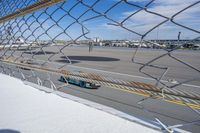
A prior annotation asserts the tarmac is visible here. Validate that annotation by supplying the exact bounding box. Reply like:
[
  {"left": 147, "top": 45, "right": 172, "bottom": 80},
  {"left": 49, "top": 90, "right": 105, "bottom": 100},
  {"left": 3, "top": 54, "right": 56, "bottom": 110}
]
[{"left": 1, "top": 46, "right": 200, "bottom": 132}]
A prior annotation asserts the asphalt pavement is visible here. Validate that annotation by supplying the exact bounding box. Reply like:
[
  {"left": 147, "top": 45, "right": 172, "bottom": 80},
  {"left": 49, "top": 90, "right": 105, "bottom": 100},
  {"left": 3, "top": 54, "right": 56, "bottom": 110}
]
[{"left": 1, "top": 46, "right": 200, "bottom": 132}]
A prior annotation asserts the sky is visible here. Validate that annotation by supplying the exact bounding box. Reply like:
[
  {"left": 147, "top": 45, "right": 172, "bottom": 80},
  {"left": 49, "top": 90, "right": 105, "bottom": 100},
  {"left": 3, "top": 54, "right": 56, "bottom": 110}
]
[
  {"left": 1, "top": 0, "right": 200, "bottom": 40},
  {"left": 84, "top": 0, "right": 200, "bottom": 40}
]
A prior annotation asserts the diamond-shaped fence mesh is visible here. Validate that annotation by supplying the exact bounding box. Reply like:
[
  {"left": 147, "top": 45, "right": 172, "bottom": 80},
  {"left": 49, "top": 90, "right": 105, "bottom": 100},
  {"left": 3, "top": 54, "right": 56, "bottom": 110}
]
[{"left": 0, "top": 0, "right": 200, "bottom": 132}]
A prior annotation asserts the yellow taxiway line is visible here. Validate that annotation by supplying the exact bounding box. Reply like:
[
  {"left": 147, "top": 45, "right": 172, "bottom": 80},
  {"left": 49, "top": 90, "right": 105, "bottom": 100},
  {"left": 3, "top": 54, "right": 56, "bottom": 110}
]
[{"left": 106, "top": 85, "right": 200, "bottom": 110}]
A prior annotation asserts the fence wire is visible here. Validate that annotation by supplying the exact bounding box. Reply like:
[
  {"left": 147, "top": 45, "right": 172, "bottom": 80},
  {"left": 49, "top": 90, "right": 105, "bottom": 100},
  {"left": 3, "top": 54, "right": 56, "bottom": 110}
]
[{"left": 0, "top": 0, "right": 200, "bottom": 132}]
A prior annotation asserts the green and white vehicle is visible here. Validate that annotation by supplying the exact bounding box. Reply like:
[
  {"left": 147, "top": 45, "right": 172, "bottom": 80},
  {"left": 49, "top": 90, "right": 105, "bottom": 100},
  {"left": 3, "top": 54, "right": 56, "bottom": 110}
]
[{"left": 59, "top": 76, "right": 101, "bottom": 89}]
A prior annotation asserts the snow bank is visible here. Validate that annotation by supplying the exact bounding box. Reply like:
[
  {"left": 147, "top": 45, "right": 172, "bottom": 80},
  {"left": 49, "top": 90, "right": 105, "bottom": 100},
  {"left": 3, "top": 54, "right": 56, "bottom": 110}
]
[{"left": 0, "top": 74, "right": 160, "bottom": 133}]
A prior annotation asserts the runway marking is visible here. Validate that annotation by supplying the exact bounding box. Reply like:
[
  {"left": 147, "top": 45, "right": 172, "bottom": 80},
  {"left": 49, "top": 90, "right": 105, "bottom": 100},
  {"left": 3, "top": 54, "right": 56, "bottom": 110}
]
[
  {"left": 106, "top": 85, "right": 151, "bottom": 97},
  {"left": 166, "top": 100, "right": 200, "bottom": 109},
  {"left": 106, "top": 85, "right": 200, "bottom": 110},
  {"left": 69, "top": 65, "right": 200, "bottom": 89},
  {"left": 2, "top": 59, "right": 199, "bottom": 109}
]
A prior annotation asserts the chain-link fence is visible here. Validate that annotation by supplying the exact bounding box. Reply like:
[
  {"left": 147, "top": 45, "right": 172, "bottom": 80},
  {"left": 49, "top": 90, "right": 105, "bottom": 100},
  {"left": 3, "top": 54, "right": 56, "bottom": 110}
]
[{"left": 0, "top": 0, "right": 200, "bottom": 132}]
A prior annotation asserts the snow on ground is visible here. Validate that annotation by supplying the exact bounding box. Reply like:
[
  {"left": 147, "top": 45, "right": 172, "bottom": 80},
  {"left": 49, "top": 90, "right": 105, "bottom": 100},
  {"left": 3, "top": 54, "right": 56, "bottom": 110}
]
[{"left": 0, "top": 74, "right": 160, "bottom": 133}]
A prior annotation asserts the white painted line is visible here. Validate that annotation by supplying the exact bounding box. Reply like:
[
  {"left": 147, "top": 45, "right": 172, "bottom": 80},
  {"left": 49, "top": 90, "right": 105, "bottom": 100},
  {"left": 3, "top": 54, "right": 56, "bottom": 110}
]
[
  {"left": 181, "top": 83, "right": 200, "bottom": 89},
  {"left": 10, "top": 57, "right": 199, "bottom": 89}
]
